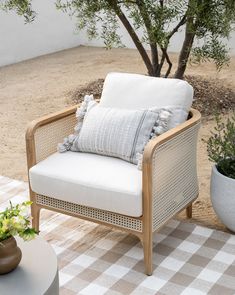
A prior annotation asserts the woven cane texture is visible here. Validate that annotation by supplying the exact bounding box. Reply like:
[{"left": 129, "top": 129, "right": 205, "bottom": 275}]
[
  {"left": 36, "top": 194, "right": 143, "bottom": 232},
  {"left": 152, "top": 123, "right": 200, "bottom": 232},
  {"left": 34, "top": 114, "right": 77, "bottom": 163}
]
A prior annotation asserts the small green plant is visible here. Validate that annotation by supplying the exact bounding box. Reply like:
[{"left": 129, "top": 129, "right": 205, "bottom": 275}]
[
  {"left": 0, "top": 201, "right": 37, "bottom": 242},
  {"left": 205, "top": 113, "right": 235, "bottom": 179}
]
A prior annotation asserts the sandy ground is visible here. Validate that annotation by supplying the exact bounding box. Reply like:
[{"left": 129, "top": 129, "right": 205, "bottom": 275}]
[{"left": 0, "top": 46, "right": 234, "bottom": 231}]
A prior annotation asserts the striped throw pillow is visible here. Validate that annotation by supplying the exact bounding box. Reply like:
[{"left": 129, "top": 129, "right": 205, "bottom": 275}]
[{"left": 58, "top": 95, "right": 172, "bottom": 169}]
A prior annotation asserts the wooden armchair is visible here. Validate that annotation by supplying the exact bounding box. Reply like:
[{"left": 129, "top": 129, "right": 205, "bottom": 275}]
[{"left": 26, "top": 73, "right": 201, "bottom": 275}]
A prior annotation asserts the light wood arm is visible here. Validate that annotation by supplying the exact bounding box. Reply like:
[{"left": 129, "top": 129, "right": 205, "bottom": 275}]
[{"left": 26, "top": 105, "right": 78, "bottom": 141}]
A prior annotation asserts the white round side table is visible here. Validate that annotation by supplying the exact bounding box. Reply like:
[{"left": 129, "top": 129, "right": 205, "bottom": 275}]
[{"left": 0, "top": 236, "right": 59, "bottom": 295}]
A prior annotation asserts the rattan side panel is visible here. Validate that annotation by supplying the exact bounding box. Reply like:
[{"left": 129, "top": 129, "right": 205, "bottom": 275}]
[
  {"left": 36, "top": 194, "right": 143, "bottom": 232},
  {"left": 34, "top": 114, "right": 77, "bottom": 163},
  {"left": 152, "top": 123, "right": 200, "bottom": 232}
]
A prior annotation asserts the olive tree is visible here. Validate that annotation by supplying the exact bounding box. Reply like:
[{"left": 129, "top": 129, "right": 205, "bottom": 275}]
[
  {"left": 0, "top": 0, "right": 35, "bottom": 22},
  {"left": 56, "top": 0, "right": 235, "bottom": 78}
]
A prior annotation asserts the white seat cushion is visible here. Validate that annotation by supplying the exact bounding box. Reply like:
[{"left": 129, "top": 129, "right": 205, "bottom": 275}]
[
  {"left": 29, "top": 152, "right": 142, "bottom": 217},
  {"left": 100, "top": 72, "right": 193, "bottom": 128}
]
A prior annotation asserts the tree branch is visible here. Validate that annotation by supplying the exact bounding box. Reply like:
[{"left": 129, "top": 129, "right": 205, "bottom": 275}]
[
  {"left": 158, "top": 47, "right": 172, "bottom": 77},
  {"left": 136, "top": 0, "right": 159, "bottom": 75},
  {"left": 162, "top": 48, "right": 172, "bottom": 77},
  {"left": 117, "top": 0, "right": 136, "bottom": 4},
  {"left": 157, "top": 52, "right": 166, "bottom": 76},
  {"left": 111, "top": 2, "right": 154, "bottom": 75},
  {"left": 168, "top": 14, "right": 187, "bottom": 40}
]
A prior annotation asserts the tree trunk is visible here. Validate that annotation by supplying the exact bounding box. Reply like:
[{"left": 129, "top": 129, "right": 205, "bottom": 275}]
[
  {"left": 174, "top": 33, "right": 194, "bottom": 79},
  {"left": 150, "top": 45, "right": 160, "bottom": 77},
  {"left": 174, "top": 18, "right": 195, "bottom": 79}
]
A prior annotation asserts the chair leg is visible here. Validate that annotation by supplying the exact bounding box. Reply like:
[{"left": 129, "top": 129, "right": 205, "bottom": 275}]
[
  {"left": 143, "top": 232, "right": 153, "bottom": 276},
  {"left": 31, "top": 204, "right": 41, "bottom": 232},
  {"left": 186, "top": 203, "right": 192, "bottom": 218}
]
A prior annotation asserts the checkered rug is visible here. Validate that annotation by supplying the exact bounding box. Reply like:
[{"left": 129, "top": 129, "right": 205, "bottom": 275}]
[{"left": 1, "top": 175, "right": 235, "bottom": 295}]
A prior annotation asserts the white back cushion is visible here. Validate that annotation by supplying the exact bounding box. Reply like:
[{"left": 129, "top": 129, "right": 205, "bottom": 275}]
[{"left": 100, "top": 72, "right": 194, "bottom": 128}]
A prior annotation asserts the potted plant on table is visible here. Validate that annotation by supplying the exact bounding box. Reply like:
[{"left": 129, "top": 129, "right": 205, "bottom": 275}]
[
  {"left": 205, "top": 113, "right": 235, "bottom": 232},
  {"left": 0, "top": 201, "right": 37, "bottom": 274}
]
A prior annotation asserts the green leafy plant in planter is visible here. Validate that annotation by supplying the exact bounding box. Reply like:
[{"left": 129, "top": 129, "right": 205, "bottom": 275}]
[
  {"left": 0, "top": 201, "right": 37, "bottom": 274},
  {"left": 204, "top": 113, "right": 235, "bottom": 232},
  {"left": 205, "top": 113, "right": 235, "bottom": 179}
]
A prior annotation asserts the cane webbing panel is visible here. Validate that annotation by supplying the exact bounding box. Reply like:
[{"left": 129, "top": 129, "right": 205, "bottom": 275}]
[
  {"left": 152, "top": 123, "right": 200, "bottom": 232},
  {"left": 35, "top": 114, "right": 77, "bottom": 163},
  {"left": 36, "top": 194, "right": 143, "bottom": 232}
]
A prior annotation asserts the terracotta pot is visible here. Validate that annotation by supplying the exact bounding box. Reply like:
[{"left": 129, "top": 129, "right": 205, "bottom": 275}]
[{"left": 0, "top": 236, "right": 22, "bottom": 275}]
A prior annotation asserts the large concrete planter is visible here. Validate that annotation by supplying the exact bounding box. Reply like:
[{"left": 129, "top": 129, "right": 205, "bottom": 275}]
[{"left": 210, "top": 165, "right": 235, "bottom": 232}]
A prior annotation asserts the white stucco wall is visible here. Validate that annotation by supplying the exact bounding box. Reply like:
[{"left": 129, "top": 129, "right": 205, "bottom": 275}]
[
  {"left": 80, "top": 23, "right": 235, "bottom": 55},
  {"left": 0, "top": 0, "right": 80, "bottom": 67},
  {"left": 0, "top": 1, "right": 234, "bottom": 67}
]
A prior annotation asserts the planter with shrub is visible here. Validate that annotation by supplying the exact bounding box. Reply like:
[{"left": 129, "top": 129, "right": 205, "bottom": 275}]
[{"left": 205, "top": 114, "right": 235, "bottom": 232}]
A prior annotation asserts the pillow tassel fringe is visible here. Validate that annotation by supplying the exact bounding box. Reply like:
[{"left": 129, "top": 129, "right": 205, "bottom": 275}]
[{"left": 57, "top": 94, "right": 94, "bottom": 153}]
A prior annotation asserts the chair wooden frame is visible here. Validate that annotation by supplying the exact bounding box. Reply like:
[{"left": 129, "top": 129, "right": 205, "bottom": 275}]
[{"left": 26, "top": 106, "right": 201, "bottom": 275}]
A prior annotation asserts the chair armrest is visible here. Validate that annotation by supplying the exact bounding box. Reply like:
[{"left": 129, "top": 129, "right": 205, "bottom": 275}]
[
  {"left": 142, "top": 108, "right": 201, "bottom": 231},
  {"left": 26, "top": 105, "right": 78, "bottom": 170}
]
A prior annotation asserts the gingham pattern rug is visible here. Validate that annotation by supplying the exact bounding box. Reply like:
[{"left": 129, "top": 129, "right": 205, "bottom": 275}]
[{"left": 1, "top": 175, "right": 235, "bottom": 295}]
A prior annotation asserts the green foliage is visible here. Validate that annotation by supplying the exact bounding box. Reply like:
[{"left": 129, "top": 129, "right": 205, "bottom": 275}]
[
  {"left": 205, "top": 113, "right": 235, "bottom": 179},
  {"left": 192, "top": 38, "right": 230, "bottom": 70},
  {"left": 56, "top": 0, "right": 235, "bottom": 78},
  {"left": 0, "top": 201, "right": 37, "bottom": 242},
  {"left": 0, "top": 0, "right": 35, "bottom": 23}
]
